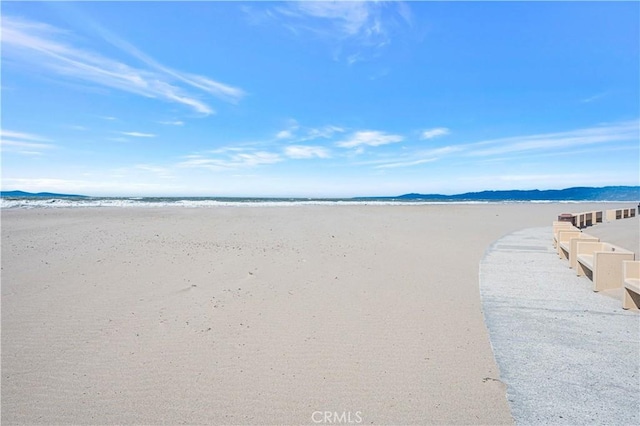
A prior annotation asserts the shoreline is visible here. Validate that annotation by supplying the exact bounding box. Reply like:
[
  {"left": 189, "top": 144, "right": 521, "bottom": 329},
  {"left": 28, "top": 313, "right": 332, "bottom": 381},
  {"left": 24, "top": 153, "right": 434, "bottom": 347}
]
[
  {"left": 2, "top": 203, "right": 637, "bottom": 424},
  {"left": 3, "top": 197, "right": 639, "bottom": 209}
]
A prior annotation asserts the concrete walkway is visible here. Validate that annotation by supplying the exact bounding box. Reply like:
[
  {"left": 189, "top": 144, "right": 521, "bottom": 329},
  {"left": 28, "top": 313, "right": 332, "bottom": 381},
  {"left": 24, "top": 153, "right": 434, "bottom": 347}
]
[{"left": 480, "top": 226, "right": 639, "bottom": 425}]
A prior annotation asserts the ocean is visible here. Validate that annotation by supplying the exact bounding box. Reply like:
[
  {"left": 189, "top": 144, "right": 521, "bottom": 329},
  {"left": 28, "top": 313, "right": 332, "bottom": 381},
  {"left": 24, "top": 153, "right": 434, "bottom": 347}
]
[{"left": 0, "top": 195, "right": 596, "bottom": 209}]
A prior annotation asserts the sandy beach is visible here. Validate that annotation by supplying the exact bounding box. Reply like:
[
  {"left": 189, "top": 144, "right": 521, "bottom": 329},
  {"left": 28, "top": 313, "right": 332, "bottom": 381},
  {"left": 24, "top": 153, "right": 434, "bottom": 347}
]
[{"left": 1, "top": 203, "right": 636, "bottom": 425}]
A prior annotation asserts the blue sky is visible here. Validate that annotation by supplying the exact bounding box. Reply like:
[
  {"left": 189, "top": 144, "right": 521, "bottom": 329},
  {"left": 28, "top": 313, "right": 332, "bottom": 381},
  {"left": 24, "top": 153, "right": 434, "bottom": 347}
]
[{"left": 1, "top": 1, "right": 639, "bottom": 197}]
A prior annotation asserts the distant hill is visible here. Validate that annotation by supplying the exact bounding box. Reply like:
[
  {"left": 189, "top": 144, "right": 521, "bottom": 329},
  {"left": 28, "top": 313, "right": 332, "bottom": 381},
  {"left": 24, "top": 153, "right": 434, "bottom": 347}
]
[
  {"left": 1, "top": 190, "right": 85, "bottom": 198},
  {"left": 3, "top": 186, "right": 639, "bottom": 201},
  {"left": 398, "top": 186, "right": 640, "bottom": 201},
  {"left": 359, "top": 186, "right": 640, "bottom": 201}
]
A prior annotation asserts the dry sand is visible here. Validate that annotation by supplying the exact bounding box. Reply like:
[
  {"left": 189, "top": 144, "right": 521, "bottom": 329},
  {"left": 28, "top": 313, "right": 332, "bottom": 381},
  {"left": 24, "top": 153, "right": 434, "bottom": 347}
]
[
  {"left": 1, "top": 203, "right": 635, "bottom": 425},
  {"left": 584, "top": 214, "right": 639, "bottom": 256}
]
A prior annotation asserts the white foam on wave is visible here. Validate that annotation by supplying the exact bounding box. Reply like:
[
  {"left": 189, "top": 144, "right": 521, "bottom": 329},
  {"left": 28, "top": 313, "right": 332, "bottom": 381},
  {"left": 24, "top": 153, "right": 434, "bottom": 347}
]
[
  {"left": 0, "top": 197, "right": 501, "bottom": 209},
  {"left": 8, "top": 197, "right": 624, "bottom": 209},
  {"left": 1, "top": 198, "right": 149, "bottom": 209}
]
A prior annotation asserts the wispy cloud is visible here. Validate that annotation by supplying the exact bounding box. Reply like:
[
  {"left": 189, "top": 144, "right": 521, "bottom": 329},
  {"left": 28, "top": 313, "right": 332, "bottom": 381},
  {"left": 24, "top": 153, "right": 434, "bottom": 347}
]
[
  {"left": 66, "top": 125, "right": 87, "bottom": 131},
  {"left": 276, "top": 129, "right": 295, "bottom": 139},
  {"left": 274, "top": 119, "right": 300, "bottom": 139},
  {"left": 126, "top": 120, "right": 639, "bottom": 180},
  {"left": 132, "top": 164, "right": 174, "bottom": 179},
  {"left": 304, "top": 125, "right": 345, "bottom": 140},
  {"left": 276, "top": 122, "right": 345, "bottom": 142},
  {"left": 375, "top": 158, "right": 437, "bottom": 169},
  {"left": 0, "top": 129, "right": 55, "bottom": 155},
  {"left": 119, "top": 131, "right": 156, "bottom": 138},
  {"left": 336, "top": 130, "right": 403, "bottom": 148},
  {"left": 359, "top": 120, "right": 638, "bottom": 170},
  {"left": 267, "top": 1, "right": 412, "bottom": 63},
  {"left": 1, "top": 140, "right": 53, "bottom": 150},
  {"left": 207, "top": 146, "right": 251, "bottom": 155},
  {"left": 421, "top": 127, "right": 450, "bottom": 140},
  {"left": 463, "top": 120, "right": 638, "bottom": 157},
  {"left": 1, "top": 129, "right": 50, "bottom": 142},
  {"left": 370, "top": 146, "right": 462, "bottom": 169},
  {"left": 100, "top": 26, "right": 246, "bottom": 104},
  {"left": 283, "top": 2, "right": 377, "bottom": 38},
  {"left": 159, "top": 120, "right": 184, "bottom": 126},
  {"left": 178, "top": 150, "right": 282, "bottom": 171},
  {"left": 581, "top": 92, "right": 608, "bottom": 104},
  {"left": 284, "top": 145, "right": 330, "bottom": 159},
  {"left": 88, "top": 12, "right": 246, "bottom": 105},
  {"left": 453, "top": 172, "right": 631, "bottom": 191},
  {"left": 2, "top": 15, "right": 245, "bottom": 115},
  {"left": 234, "top": 152, "right": 282, "bottom": 166}
]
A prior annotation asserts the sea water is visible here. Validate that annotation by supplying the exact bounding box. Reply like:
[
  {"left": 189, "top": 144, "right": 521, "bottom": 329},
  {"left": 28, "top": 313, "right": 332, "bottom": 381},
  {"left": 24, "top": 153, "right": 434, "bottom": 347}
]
[
  {"left": 0, "top": 196, "right": 589, "bottom": 209},
  {"left": 0, "top": 196, "right": 501, "bottom": 209}
]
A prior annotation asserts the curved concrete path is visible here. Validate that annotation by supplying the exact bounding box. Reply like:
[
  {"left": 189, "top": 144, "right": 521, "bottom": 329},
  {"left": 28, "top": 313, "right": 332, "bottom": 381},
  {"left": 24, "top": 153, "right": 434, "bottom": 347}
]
[{"left": 480, "top": 226, "right": 639, "bottom": 425}]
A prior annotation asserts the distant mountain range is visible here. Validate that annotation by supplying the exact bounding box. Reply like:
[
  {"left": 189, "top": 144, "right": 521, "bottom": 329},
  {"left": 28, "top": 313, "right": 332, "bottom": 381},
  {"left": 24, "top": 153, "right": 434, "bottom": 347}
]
[
  {"left": 1, "top": 190, "right": 85, "bottom": 198},
  {"left": 358, "top": 186, "right": 640, "bottom": 201},
  {"left": 2, "top": 186, "right": 639, "bottom": 201}
]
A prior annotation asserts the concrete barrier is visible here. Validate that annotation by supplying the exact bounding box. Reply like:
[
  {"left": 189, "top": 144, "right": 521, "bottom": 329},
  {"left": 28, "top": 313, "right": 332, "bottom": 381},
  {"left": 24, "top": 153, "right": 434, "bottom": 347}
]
[
  {"left": 553, "top": 224, "right": 579, "bottom": 248},
  {"left": 576, "top": 242, "right": 635, "bottom": 292},
  {"left": 557, "top": 233, "right": 600, "bottom": 269},
  {"left": 622, "top": 261, "right": 640, "bottom": 310}
]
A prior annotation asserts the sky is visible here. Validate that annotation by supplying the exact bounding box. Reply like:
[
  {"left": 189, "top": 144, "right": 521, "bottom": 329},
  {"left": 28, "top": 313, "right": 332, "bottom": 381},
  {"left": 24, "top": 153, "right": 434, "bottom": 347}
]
[{"left": 1, "top": 1, "right": 639, "bottom": 197}]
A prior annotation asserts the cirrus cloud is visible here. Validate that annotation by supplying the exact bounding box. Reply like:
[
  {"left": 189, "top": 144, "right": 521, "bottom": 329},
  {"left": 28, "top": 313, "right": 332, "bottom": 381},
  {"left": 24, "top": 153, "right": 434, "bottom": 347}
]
[
  {"left": 119, "top": 131, "right": 156, "bottom": 138},
  {"left": 0, "top": 129, "right": 55, "bottom": 155},
  {"left": 421, "top": 127, "right": 450, "bottom": 140},
  {"left": 284, "top": 145, "right": 330, "bottom": 159},
  {"left": 336, "top": 130, "right": 403, "bottom": 148},
  {"left": 259, "top": 1, "right": 413, "bottom": 64},
  {"left": 1, "top": 15, "right": 245, "bottom": 116},
  {"left": 177, "top": 150, "right": 282, "bottom": 171}
]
